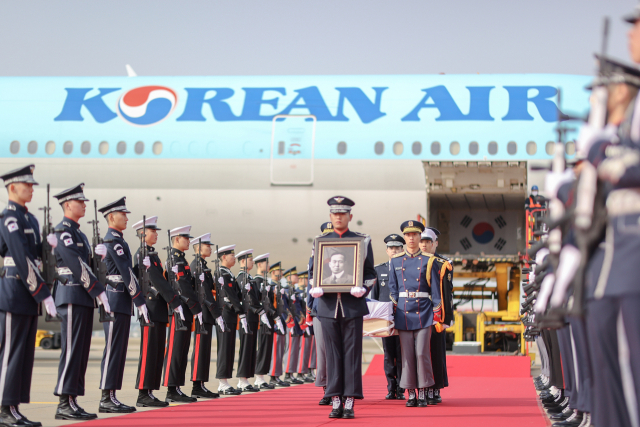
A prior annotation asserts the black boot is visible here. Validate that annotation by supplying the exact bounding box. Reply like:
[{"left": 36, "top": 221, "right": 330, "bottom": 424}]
[
  {"left": 426, "top": 388, "right": 438, "bottom": 405},
  {"left": 396, "top": 387, "right": 406, "bottom": 400},
  {"left": 192, "top": 382, "right": 220, "bottom": 398},
  {"left": 319, "top": 386, "right": 332, "bottom": 405},
  {"left": 328, "top": 396, "right": 343, "bottom": 418},
  {"left": 342, "top": 397, "right": 355, "bottom": 418},
  {"left": 10, "top": 406, "right": 41, "bottom": 427},
  {"left": 0, "top": 405, "right": 30, "bottom": 426},
  {"left": 385, "top": 389, "right": 397, "bottom": 399},
  {"left": 55, "top": 395, "right": 91, "bottom": 421},
  {"left": 70, "top": 397, "right": 97, "bottom": 420},
  {"left": 165, "top": 386, "right": 197, "bottom": 403},
  {"left": 137, "top": 389, "right": 169, "bottom": 407},
  {"left": 434, "top": 388, "right": 442, "bottom": 404},
  {"left": 552, "top": 410, "right": 583, "bottom": 426},
  {"left": 99, "top": 390, "right": 136, "bottom": 413},
  {"left": 417, "top": 388, "right": 428, "bottom": 407},
  {"left": 406, "top": 389, "right": 417, "bottom": 407}
]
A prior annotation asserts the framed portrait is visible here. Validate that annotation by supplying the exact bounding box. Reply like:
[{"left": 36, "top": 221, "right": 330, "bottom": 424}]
[{"left": 313, "top": 236, "right": 365, "bottom": 293}]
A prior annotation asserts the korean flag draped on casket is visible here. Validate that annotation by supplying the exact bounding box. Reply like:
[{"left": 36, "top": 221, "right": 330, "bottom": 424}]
[{"left": 449, "top": 211, "right": 518, "bottom": 254}]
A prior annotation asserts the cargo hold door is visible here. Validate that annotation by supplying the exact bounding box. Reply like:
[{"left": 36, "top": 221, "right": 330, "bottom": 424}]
[{"left": 270, "top": 115, "right": 316, "bottom": 186}]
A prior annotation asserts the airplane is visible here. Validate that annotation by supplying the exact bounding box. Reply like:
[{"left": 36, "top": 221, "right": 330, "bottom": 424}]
[{"left": 0, "top": 73, "right": 591, "bottom": 330}]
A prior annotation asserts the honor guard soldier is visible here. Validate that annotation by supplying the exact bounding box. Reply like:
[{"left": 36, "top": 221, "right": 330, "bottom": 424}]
[
  {"left": 52, "top": 184, "right": 109, "bottom": 420},
  {"left": 215, "top": 245, "right": 248, "bottom": 394},
  {"left": 162, "top": 226, "right": 203, "bottom": 403},
  {"left": 283, "top": 267, "right": 305, "bottom": 385},
  {"left": 371, "top": 234, "right": 406, "bottom": 400},
  {"left": 421, "top": 227, "right": 452, "bottom": 405},
  {"left": 97, "top": 197, "right": 149, "bottom": 413},
  {"left": 388, "top": 220, "right": 443, "bottom": 408},
  {"left": 268, "top": 262, "right": 289, "bottom": 387},
  {"left": 131, "top": 216, "right": 183, "bottom": 407},
  {"left": 252, "top": 253, "right": 277, "bottom": 389},
  {"left": 296, "top": 270, "right": 315, "bottom": 383},
  {"left": 308, "top": 196, "right": 377, "bottom": 419},
  {"left": 189, "top": 233, "right": 224, "bottom": 399},
  {"left": 0, "top": 165, "right": 56, "bottom": 427},
  {"left": 235, "top": 249, "right": 270, "bottom": 392}
]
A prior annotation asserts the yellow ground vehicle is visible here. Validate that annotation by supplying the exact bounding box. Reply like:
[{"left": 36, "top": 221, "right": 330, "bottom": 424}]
[{"left": 36, "top": 330, "right": 61, "bottom": 349}]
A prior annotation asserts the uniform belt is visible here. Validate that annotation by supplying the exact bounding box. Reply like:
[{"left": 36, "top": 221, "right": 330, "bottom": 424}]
[
  {"left": 107, "top": 275, "right": 123, "bottom": 283},
  {"left": 56, "top": 267, "right": 72, "bottom": 275},
  {"left": 399, "top": 291, "right": 431, "bottom": 299},
  {"left": 607, "top": 188, "right": 640, "bottom": 216},
  {"left": 3, "top": 257, "right": 14, "bottom": 267}
]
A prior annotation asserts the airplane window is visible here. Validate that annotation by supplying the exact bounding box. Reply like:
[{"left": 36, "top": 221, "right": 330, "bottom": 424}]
[
  {"left": 431, "top": 141, "right": 440, "bottom": 155},
  {"left": 117, "top": 141, "right": 127, "bottom": 155},
  {"left": 278, "top": 141, "right": 285, "bottom": 155},
  {"left": 99, "top": 141, "right": 109, "bottom": 155},
  {"left": 153, "top": 141, "right": 163, "bottom": 155},
  {"left": 81, "top": 141, "right": 91, "bottom": 155},
  {"left": 526, "top": 141, "right": 537, "bottom": 155},
  {"left": 507, "top": 141, "right": 517, "bottom": 155},
  {"left": 374, "top": 141, "right": 384, "bottom": 155},
  {"left": 545, "top": 141, "right": 554, "bottom": 155},
  {"left": 488, "top": 141, "right": 498, "bottom": 155},
  {"left": 469, "top": 141, "right": 479, "bottom": 155},
  {"left": 63, "top": 141, "right": 73, "bottom": 155},
  {"left": 393, "top": 141, "right": 403, "bottom": 155},
  {"left": 565, "top": 140, "right": 576, "bottom": 156},
  {"left": 10, "top": 141, "right": 19, "bottom": 154},
  {"left": 449, "top": 141, "right": 460, "bottom": 155},
  {"left": 135, "top": 141, "right": 144, "bottom": 155},
  {"left": 28, "top": 141, "right": 37, "bottom": 155},
  {"left": 337, "top": 141, "right": 347, "bottom": 155},
  {"left": 412, "top": 141, "right": 422, "bottom": 155},
  {"left": 45, "top": 141, "right": 55, "bottom": 155}
]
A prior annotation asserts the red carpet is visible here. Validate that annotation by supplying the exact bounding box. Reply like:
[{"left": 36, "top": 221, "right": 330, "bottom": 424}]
[{"left": 77, "top": 355, "right": 547, "bottom": 427}]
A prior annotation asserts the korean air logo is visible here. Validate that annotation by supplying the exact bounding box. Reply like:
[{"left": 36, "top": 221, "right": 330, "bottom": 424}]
[
  {"left": 471, "top": 222, "right": 495, "bottom": 244},
  {"left": 116, "top": 86, "right": 177, "bottom": 126}
]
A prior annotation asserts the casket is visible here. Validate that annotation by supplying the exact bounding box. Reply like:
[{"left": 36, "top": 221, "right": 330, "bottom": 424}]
[{"left": 363, "top": 301, "right": 396, "bottom": 337}]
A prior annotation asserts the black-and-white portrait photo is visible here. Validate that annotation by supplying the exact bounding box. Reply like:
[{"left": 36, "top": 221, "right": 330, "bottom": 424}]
[{"left": 321, "top": 246, "right": 355, "bottom": 285}]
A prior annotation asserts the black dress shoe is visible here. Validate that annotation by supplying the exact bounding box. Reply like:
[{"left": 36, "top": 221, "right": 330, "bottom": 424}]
[
  {"left": 219, "top": 387, "right": 242, "bottom": 395},
  {"left": 241, "top": 385, "right": 261, "bottom": 392},
  {"left": 329, "top": 406, "right": 344, "bottom": 418},
  {"left": 549, "top": 407, "right": 573, "bottom": 421},
  {"left": 303, "top": 375, "right": 315, "bottom": 383},
  {"left": 165, "top": 387, "right": 197, "bottom": 403},
  {"left": 99, "top": 390, "right": 136, "bottom": 413},
  {"left": 342, "top": 408, "right": 354, "bottom": 418},
  {"left": 385, "top": 391, "right": 397, "bottom": 399},
  {"left": 192, "top": 383, "right": 220, "bottom": 398},
  {"left": 319, "top": 397, "right": 332, "bottom": 406},
  {"left": 0, "top": 406, "right": 30, "bottom": 426},
  {"left": 396, "top": 388, "right": 406, "bottom": 400},
  {"left": 270, "top": 378, "right": 290, "bottom": 387},
  {"left": 137, "top": 390, "right": 170, "bottom": 407},
  {"left": 258, "top": 382, "right": 275, "bottom": 389},
  {"left": 552, "top": 411, "right": 583, "bottom": 426},
  {"left": 547, "top": 399, "right": 569, "bottom": 414},
  {"left": 55, "top": 395, "right": 94, "bottom": 421},
  {"left": 288, "top": 377, "right": 304, "bottom": 385},
  {"left": 406, "top": 398, "right": 417, "bottom": 407}
]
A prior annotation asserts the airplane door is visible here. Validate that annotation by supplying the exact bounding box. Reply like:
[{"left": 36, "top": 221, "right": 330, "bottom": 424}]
[{"left": 270, "top": 115, "right": 316, "bottom": 185}]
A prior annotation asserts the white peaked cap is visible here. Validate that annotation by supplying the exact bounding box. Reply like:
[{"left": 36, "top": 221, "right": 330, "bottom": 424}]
[
  {"left": 421, "top": 228, "right": 437, "bottom": 241},
  {"left": 132, "top": 216, "right": 159, "bottom": 231},
  {"left": 169, "top": 225, "right": 192, "bottom": 238},
  {"left": 215, "top": 245, "right": 236, "bottom": 256},
  {"left": 235, "top": 249, "right": 254, "bottom": 259},
  {"left": 253, "top": 253, "right": 270, "bottom": 262},
  {"left": 190, "top": 233, "right": 211, "bottom": 246}
]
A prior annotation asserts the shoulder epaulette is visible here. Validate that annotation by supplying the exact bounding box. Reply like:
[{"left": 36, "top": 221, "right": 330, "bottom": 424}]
[
  {"left": 421, "top": 251, "right": 434, "bottom": 256},
  {"left": 352, "top": 231, "right": 370, "bottom": 237},
  {"left": 392, "top": 251, "right": 405, "bottom": 258},
  {"left": 374, "top": 262, "right": 386, "bottom": 267},
  {"left": 435, "top": 257, "right": 450, "bottom": 265}
]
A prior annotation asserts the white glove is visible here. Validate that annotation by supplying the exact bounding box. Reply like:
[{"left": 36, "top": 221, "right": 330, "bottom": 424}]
[
  {"left": 350, "top": 287, "right": 366, "bottom": 298},
  {"left": 174, "top": 305, "right": 185, "bottom": 321},
  {"left": 310, "top": 287, "right": 324, "bottom": 298},
  {"left": 196, "top": 312, "right": 203, "bottom": 325},
  {"left": 305, "top": 328, "right": 311, "bottom": 336},
  {"left": 291, "top": 294, "right": 296, "bottom": 302},
  {"left": 46, "top": 233, "right": 58, "bottom": 249},
  {"left": 240, "top": 316, "right": 248, "bottom": 333},
  {"left": 275, "top": 318, "right": 285, "bottom": 334},
  {"left": 266, "top": 285, "right": 271, "bottom": 292},
  {"left": 218, "top": 276, "right": 224, "bottom": 285},
  {"left": 244, "top": 283, "right": 251, "bottom": 291},
  {"left": 260, "top": 313, "right": 271, "bottom": 328},
  {"left": 95, "top": 243, "right": 107, "bottom": 260},
  {"left": 142, "top": 256, "right": 151, "bottom": 270},
  {"left": 171, "top": 265, "right": 179, "bottom": 275},
  {"left": 138, "top": 304, "right": 149, "bottom": 323},
  {"left": 43, "top": 295, "right": 57, "bottom": 317},
  {"left": 199, "top": 273, "right": 205, "bottom": 282},
  {"left": 97, "top": 291, "right": 111, "bottom": 313},
  {"left": 280, "top": 288, "right": 286, "bottom": 295},
  {"left": 216, "top": 316, "right": 225, "bottom": 332}
]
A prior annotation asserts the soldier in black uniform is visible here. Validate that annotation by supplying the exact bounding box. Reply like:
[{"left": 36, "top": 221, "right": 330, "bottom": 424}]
[
  {"left": 309, "top": 196, "right": 377, "bottom": 419},
  {"left": 268, "top": 262, "right": 289, "bottom": 387},
  {"left": 283, "top": 267, "right": 304, "bottom": 385},
  {"left": 131, "top": 216, "right": 183, "bottom": 407},
  {"left": 162, "top": 225, "right": 203, "bottom": 403},
  {"left": 252, "top": 253, "right": 277, "bottom": 389},
  {"left": 0, "top": 165, "right": 56, "bottom": 427},
  {"left": 371, "top": 234, "right": 406, "bottom": 400},
  {"left": 296, "top": 270, "right": 315, "bottom": 382},
  {"left": 52, "top": 184, "right": 108, "bottom": 420},
  {"left": 235, "top": 249, "right": 270, "bottom": 392},
  {"left": 97, "top": 197, "right": 149, "bottom": 413},
  {"left": 216, "top": 245, "right": 248, "bottom": 395},
  {"left": 189, "top": 233, "right": 224, "bottom": 399}
]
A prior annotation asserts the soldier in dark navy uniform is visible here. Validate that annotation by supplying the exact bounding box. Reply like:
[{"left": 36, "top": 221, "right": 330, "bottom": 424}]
[
  {"left": 97, "top": 197, "right": 149, "bottom": 413},
  {"left": 296, "top": 270, "right": 315, "bottom": 383},
  {"left": 252, "top": 253, "right": 277, "bottom": 389},
  {"left": 235, "top": 249, "right": 270, "bottom": 392},
  {"left": 0, "top": 165, "right": 56, "bottom": 427},
  {"left": 189, "top": 233, "right": 224, "bottom": 399},
  {"left": 162, "top": 226, "right": 203, "bottom": 403},
  {"left": 388, "top": 220, "right": 443, "bottom": 408},
  {"left": 51, "top": 184, "right": 108, "bottom": 420},
  {"left": 131, "top": 216, "right": 183, "bottom": 407},
  {"left": 371, "top": 234, "right": 405, "bottom": 400},
  {"left": 283, "top": 267, "right": 305, "bottom": 385},
  {"left": 308, "top": 196, "right": 377, "bottom": 419},
  {"left": 215, "top": 245, "right": 248, "bottom": 395},
  {"left": 268, "top": 262, "right": 289, "bottom": 387}
]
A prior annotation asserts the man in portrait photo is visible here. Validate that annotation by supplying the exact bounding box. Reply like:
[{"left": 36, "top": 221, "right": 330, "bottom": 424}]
[{"left": 322, "top": 248, "right": 354, "bottom": 285}]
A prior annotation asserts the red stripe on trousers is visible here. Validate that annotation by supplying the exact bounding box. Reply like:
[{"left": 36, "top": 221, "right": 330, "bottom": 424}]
[
  {"left": 286, "top": 332, "right": 293, "bottom": 372},
  {"left": 164, "top": 316, "right": 175, "bottom": 387},
  {"left": 271, "top": 333, "right": 278, "bottom": 374},
  {"left": 297, "top": 335, "right": 305, "bottom": 372},
  {"left": 138, "top": 326, "right": 149, "bottom": 389},
  {"left": 192, "top": 333, "right": 201, "bottom": 381}
]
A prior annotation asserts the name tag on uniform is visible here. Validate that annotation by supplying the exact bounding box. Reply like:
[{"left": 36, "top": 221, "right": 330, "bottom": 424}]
[
  {"left": 77, "top": 243, "right": 83, "bottom": 247},
  {"left": 395, "top": 267, "right": 402, "bottom": 271},
  {"left": 381, "top": 274, "right": 387, "bottom": 277}
]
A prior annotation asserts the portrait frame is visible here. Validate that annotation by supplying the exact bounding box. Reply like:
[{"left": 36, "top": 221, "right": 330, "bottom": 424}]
[{"left": 313, "top": 236, "right": 365, "bottom": 293}]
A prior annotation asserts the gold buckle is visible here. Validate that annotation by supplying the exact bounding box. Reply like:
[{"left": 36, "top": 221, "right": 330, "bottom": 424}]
[{"left": 408, "top": 292, "right": 417, "bottom": 298}]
